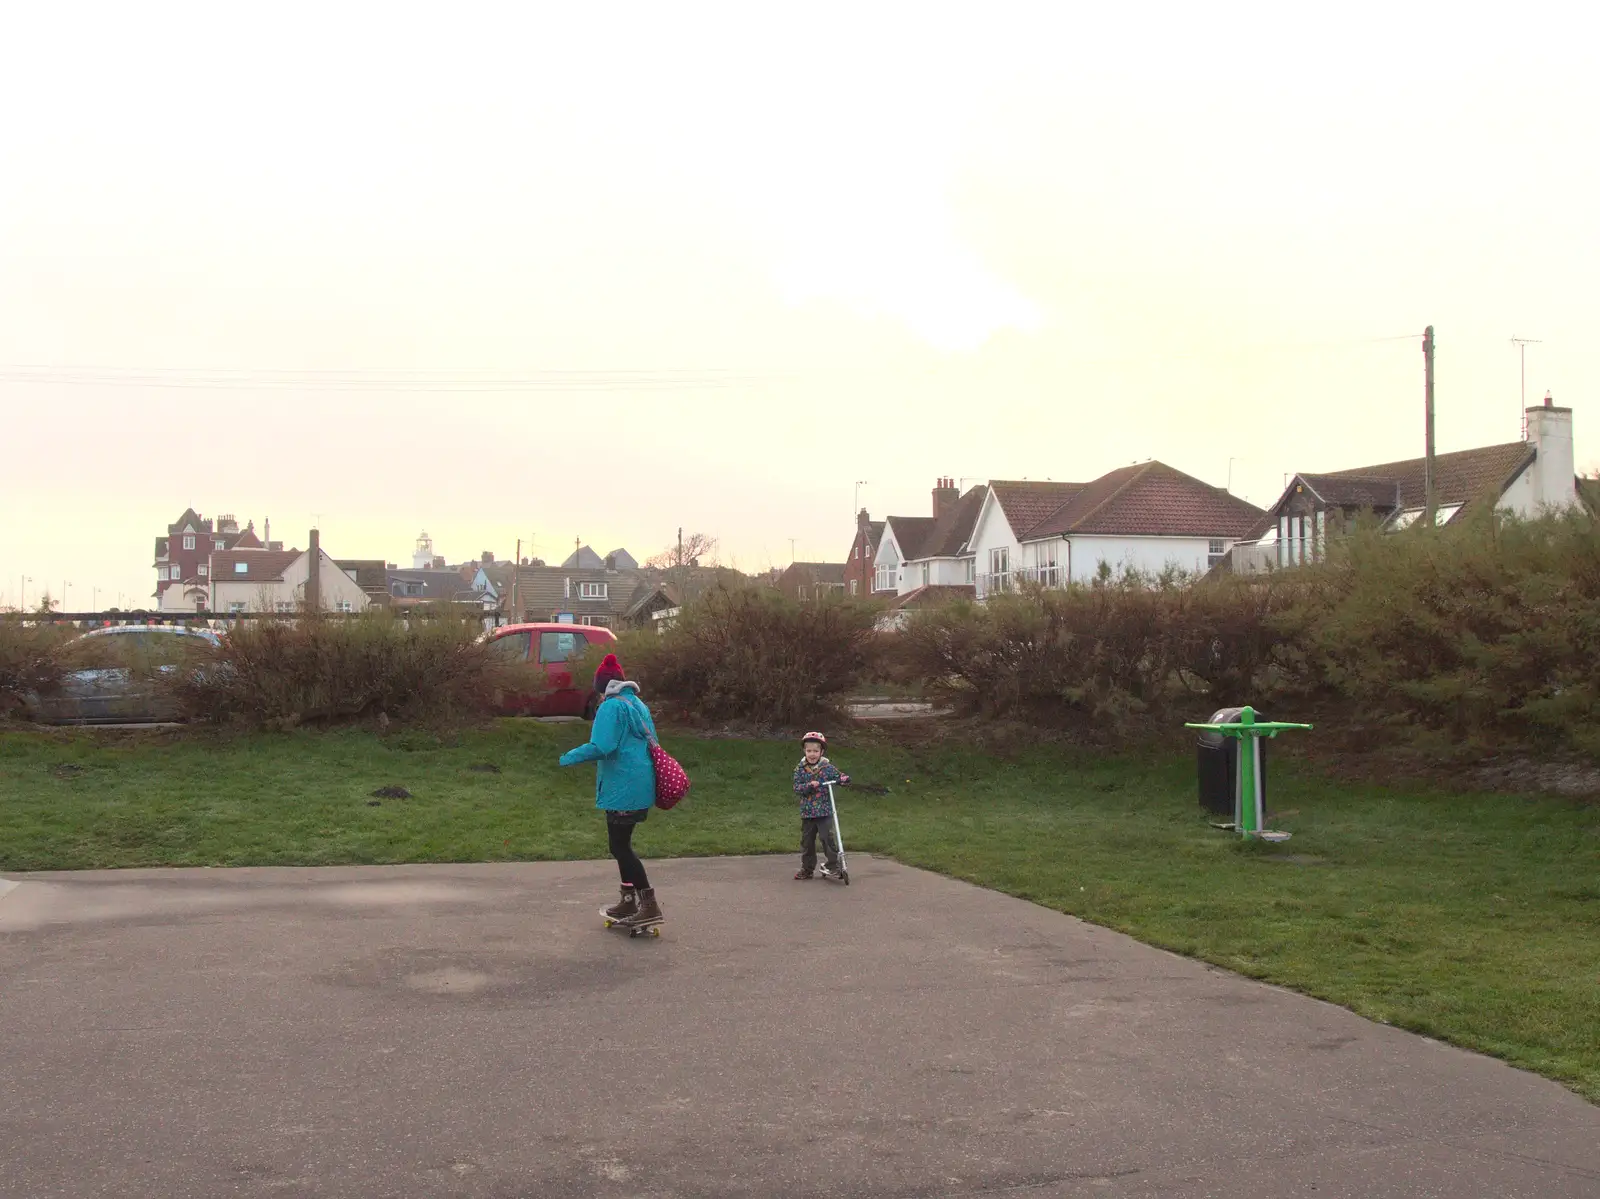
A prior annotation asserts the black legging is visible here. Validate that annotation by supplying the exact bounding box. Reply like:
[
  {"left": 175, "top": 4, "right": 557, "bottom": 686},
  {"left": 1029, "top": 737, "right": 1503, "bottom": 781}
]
[{"left": 608, "top": 820, "right": 650, "bottom": 890}]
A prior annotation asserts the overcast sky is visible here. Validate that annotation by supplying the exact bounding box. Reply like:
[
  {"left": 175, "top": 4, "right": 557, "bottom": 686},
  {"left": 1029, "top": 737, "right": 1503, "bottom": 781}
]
[{"left": 3, "top": 3, "right": 1597, "bottom": 608}]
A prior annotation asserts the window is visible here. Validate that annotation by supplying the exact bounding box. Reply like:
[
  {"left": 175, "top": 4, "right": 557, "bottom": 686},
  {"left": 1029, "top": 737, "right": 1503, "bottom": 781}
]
[
  {"left": 198, "top": 565, "right": 208, "bottom": 577},
  {"left": 538, "top": 630, "right": 584, "bottom": 663},
  {"left": 580, "top": 615, "right": 610, "bottom": 627},
  {"left": 215, "top": 539, "right": 225, "bottom": 551},
  {"left": 849, "top": 579, "right": 858, "bottom": 596},
  {"left": 1037, "top": 543, "right": 1060, "bottom": 588},
  {"left": 487, "top": 631, "right": 531, "bottom": 662},
  {"left": 798, "top": 585, "right": 809, "bottom": 601},
  {"left": 228, "top": 602, "right": 246, "bottom": 614},
  {"left": 275, "top": 602, "right": 295, "bottom": 613},
  {"left": 873, "top": 564, "right": 895, "bottom": 592},
  {"left": 1207, "top": 539, "right": 1226, "bottom": 569},
  {"left": 989, "top": 547, "right": 1011, "bottom": 591},
  {"left": 169, "top": 565, "right": 182, "bottom": 580},
  {"left": 579, "top": 581, "right": 607, "bottom": 600},
  {"left": 183, "top": 535, "right": 196, "bottom": 550},
  {"left": 336, "top": 600, "right": 354, "bottom": 613},
  {"left": 234, "top": 561, "right": 249, "bottom": 574},
  {"left": 965, "top": 559, "right": 976, "bottom": 584}
]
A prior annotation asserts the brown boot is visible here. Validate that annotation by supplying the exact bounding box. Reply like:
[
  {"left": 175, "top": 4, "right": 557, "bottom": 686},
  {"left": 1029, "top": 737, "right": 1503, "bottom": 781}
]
[
  {"left": 620, "top": 887, "right": 663, "bottom": 930},
  {"left": 604, "top": 886, "right": 638, "bottom": 920}
]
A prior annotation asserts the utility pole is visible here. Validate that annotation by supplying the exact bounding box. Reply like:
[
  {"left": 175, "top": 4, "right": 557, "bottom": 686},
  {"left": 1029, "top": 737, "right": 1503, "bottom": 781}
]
[
  {"left": 789, "top": 538, "right": 797, "bottom": 564},
  {"left": 1512, "top": 337, "right": 1541, "bottom": 439},
  {"left": 854, "top": 480, "right": 868, "bottom": 516},
  {"left": 1423, "top": 325, "right": 1437, "bottom": 529},
  {"left": 512, "top": 538, "right": 520, "bottom": 622}
]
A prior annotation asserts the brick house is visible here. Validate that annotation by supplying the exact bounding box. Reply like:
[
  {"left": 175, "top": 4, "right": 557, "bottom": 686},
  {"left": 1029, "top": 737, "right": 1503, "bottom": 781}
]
[
  {"left": 154, "top": 509, "right": 265, "bottom": 610},
  {"left": 774, "top": 562, "right": 847, "bottom": 601},
  {"left": 843, "top": 511, "right": 886, "bottom": 597}
]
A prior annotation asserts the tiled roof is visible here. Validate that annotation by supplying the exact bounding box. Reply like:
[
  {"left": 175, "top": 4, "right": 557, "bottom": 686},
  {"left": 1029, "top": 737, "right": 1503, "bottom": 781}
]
[
  {"left": 1319, "top": 442, "right": 1534, "bottom": 512},
  {"left": 885, "top": 517, "right": 937, "bottom": 561},
  {"left": 889, "top": 584, "right": 976, "bottom": 610},
  {"left": 386, "top": 568, "right": 481, "bottom": 602},
  {"left": 921, "top": 486, "right": 988, "bottom": 558},
  {"left": 1298, "top": 474, "right": 1401, "bottom": 510},
  {"left": 335, "top": 559, "right": 389, "bottom": 595},
  {"left": 167, "top": 508, "right": 212, "bottom": 536},
  {"left": 510, "top": 566, "right": 654, "bottom": 623},
  {"left": 211, "top": 549, "right": 303, "bottom": 582},
  {"left": 988, "top": 481, "right": 1085, "bottom": 540},
  {"left": 1030, "top": 462, "right": 1263, "bottom": 539}
]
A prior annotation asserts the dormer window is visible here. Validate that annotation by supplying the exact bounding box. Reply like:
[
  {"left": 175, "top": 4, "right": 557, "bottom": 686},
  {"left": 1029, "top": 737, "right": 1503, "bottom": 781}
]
[
  {"left": 215, "top": 539, "right": 225, "bottom": 551},
  {"left": 579, "top": 582, "right": 607, "bottom": 600}
]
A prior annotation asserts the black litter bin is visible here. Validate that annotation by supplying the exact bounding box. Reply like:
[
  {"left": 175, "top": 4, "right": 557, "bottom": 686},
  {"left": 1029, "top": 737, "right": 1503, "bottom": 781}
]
[{"left": 1196, "top": 706, "right": 1268, "bottom": 818}]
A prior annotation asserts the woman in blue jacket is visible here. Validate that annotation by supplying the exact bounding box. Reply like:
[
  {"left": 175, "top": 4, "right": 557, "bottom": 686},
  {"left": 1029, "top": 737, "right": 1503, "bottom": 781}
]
[{"left": 559, "top": 654, "right": 663, "bottom": 930}]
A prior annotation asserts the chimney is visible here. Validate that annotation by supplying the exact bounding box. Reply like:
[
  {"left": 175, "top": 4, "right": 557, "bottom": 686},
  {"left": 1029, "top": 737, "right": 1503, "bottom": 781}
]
[
  {"left": 857, "top": 507, "right": 871, "bottom": 531},
  {"left": 1526, "top": 394, "right": 1578, "bottom": 511},
  {"left": 306, "top": 528, "right": 322, "bottom": 612},
  {"left": 932, "top": 476, "right": 959, "bottom": 519}
]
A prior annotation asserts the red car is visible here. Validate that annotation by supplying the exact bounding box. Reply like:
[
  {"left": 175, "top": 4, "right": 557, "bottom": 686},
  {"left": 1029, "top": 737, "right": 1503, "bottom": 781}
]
[{"left": 483, "top": 622, "right": 619, "bottom": 719}]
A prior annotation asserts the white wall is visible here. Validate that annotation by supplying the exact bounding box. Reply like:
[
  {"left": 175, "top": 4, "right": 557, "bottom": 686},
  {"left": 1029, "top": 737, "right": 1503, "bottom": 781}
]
[
  {"left": 211, "top": 551, "right": 373, "bottom": 613},
  {"left": 966, "top": 491, "right": 1020, "bottom": 583},
  {"left": 1064, "top": 535, "right": 1220, "bottom": 582}
]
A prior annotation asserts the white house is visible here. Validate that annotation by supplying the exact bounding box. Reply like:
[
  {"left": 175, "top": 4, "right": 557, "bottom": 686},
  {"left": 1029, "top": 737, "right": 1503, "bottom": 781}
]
[
  {"left": 209, "top": 540, "right": 372, "bottom": 614},
  {"left": 873, "top": 478, "right": 987, "bottom": 597},
  {"left": 966, "top": 462, "right": 1265, "bottom": 596},
  {"left": 1229, "top": 397, "right": 1582, "bottom": 573}
]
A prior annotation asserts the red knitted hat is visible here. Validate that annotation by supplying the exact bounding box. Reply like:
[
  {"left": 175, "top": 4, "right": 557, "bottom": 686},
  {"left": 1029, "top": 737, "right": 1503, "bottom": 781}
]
[{"left": 593, "top": 653, "right": 626, "bottom": 691}]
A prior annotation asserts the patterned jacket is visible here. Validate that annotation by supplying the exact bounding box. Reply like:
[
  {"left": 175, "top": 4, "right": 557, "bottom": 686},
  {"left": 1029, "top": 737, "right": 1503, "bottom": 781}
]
[{"left": 792, "top": 756, "right": 843, "bottom": 819}]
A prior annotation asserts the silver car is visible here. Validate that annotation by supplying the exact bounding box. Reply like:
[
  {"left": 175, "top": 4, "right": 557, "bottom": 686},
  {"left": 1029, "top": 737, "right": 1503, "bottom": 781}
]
[{"left": 27, "top": 625, "right": 222, "bottom": 724}]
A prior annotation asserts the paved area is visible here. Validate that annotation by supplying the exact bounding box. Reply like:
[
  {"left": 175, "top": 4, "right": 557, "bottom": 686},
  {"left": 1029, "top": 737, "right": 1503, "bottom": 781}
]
[{"left": 2, "top": 858, "right": 1596, "bottom": 1198}]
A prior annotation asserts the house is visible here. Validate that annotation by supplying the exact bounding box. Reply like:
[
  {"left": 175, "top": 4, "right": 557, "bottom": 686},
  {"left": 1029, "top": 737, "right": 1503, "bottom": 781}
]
[
  {"left": 873, "top": 478, "right": 990, "bottom": 596},
  {"left": 562, "top": 545, "right": 638, "bottom": 571},
  {"left": 334, "top": 560, "right": 391, "bottom": 606},
  {"left": 774, "top": 562, "right": 847, "bottom": 602},
  {"left": 966, "top": 462, "right": 1264, "bottom": 595},
  {"left": 843, "top": 510, "right": 887, "bottom": 597},
  {"left": 1225, "top": 397, "right": 1582, "bottom": 573},
  {"left": 209, "top": 531, "right": 371, "bottom": 614},
  {"left": 386, "top": 567, "right": 494, "bottom": 610},
  {"left": 510, "top": 564, "right": 653, "bottom": 629},
  {"left": 876, "top": 584, "right": 979, "bottom": 631},
  {"left": 153, "top": 509, "right": 264, "bottom": 607}
]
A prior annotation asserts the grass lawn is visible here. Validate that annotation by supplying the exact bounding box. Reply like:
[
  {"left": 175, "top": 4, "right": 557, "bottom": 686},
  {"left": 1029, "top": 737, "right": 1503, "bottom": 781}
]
[{"left": 3, "top": 719, "right": 1598, "bottom": 1103}]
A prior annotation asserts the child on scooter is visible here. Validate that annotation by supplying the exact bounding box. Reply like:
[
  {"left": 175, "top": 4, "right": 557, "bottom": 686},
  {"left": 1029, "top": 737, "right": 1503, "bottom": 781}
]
[{"left": 792, "top": 731, "right": 848, "bottom": 880}]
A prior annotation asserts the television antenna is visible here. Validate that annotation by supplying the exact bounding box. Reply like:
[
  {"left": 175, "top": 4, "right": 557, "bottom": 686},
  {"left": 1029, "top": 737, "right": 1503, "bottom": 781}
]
[{"left": 1512, "top": 337, "right": 1541, "bottom": 439}]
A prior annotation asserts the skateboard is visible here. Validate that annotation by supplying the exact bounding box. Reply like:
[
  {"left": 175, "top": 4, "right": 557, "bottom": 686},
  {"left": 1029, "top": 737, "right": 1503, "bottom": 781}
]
[{"left": 600, "top": 909, "right": 662, "bottom": 937}]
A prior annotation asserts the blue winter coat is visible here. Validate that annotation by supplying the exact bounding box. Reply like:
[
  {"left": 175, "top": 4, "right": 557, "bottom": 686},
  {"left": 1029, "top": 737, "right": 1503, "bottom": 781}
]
[{"left": 559, "top": 681, "right": 659, "bottom": 812}]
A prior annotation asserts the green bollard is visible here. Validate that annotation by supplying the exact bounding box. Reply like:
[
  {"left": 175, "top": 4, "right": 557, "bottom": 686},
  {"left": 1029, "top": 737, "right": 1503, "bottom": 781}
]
[{"left": 1185, "top": 705, "right": 1312, "bottom": 840}]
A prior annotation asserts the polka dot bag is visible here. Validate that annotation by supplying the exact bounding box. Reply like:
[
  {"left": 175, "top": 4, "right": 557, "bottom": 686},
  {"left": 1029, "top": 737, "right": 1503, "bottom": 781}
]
[{"left": 648, "top": 735, "right": 690, "bottom": 810}]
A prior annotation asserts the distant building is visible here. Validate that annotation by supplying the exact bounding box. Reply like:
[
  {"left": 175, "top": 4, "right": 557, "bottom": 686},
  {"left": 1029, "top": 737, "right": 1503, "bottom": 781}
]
[
  {"left": 562, "top": 545, "right": 638, "bottom": 571},
  {"left": 152, "top": 509, "right": 262, "bottom": 603},
  {"left": 774, "top": 562, "right": 848, "bottom": 601}
]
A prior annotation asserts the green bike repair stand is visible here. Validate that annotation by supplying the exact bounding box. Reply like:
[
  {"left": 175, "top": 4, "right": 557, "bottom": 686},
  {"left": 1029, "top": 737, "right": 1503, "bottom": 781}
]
[{"left": 1184, "top": 705, "right": 1312, "bottom": 842}]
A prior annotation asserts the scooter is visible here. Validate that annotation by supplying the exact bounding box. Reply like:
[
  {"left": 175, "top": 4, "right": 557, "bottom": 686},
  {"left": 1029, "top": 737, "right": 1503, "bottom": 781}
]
[{"left": 822, "top": 779, "right": 851, "bottom": 885}]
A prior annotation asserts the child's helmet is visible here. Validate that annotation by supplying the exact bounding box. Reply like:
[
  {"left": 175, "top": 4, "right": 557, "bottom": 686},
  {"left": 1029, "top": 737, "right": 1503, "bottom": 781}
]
[{"left": 800, "top": 730, "right": 827, "bottom": 747}]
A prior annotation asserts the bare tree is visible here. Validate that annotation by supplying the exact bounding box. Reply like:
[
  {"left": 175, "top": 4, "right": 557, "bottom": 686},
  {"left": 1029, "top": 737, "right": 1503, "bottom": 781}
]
[{"left": 645, "top": 532, "right": 719, "bottom": 570}]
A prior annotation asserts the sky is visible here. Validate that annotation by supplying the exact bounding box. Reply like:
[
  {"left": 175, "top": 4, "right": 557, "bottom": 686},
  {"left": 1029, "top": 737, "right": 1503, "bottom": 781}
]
[{"left": 3, "top": 2, "right": 1598, "bottom": 609}]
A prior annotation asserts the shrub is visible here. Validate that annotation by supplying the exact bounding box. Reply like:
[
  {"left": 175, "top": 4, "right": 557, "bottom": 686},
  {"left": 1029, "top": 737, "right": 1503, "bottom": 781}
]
[
  {"left": 1283, "top": 509, "right": 1600, "bottom": 753},
  {"left": 895, "top": 570, "right": 1304, "bottom": 730},
  {"left": 0, "top": 619, "right": 73, "bottom": 719},
  {"left": 617, "top": 587, "right": 880, "bottom": 726},
  {"left": 169, "top": 611, "right": 510, "bottom": 727}
]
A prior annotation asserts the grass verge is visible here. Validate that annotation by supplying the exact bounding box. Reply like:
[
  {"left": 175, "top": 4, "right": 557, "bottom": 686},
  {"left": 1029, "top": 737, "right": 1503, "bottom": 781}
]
[{"left": 2, "top": 721, "right": 1596, "bottom": 1102}]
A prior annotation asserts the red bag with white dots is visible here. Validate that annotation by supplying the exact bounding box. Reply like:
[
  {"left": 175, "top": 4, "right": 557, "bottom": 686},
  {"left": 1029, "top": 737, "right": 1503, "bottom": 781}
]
[{"left": 648, "top": 737, "right": 690, "bottom": 810}]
